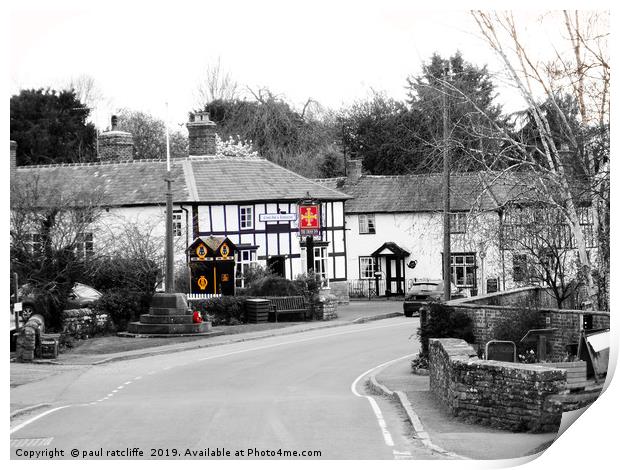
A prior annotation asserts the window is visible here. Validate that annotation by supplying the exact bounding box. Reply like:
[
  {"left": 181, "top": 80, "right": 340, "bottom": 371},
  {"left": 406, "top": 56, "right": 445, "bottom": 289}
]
[
  {"left": 313, "top": 246, "right": 328, "bottom": 281},
  {"left": 240, "top": 206, "right": 254, "bottom": 230},
  {"left": 359, "top": 257, "right": 377, "bottom": 279},
  {"left": 577, "top": 207, "right": 596, "bottom": 248},
  {"left": 450, "top": 252, "right": 476, "bottom": 288},
  {"left": 173, "top": 210, "right": 183, "bottom": 237},
  {"left": 358, "top": 214, "right": 376, "bottom": 234},
  {"left": 450, "top": 213, "right": 467, "bottom": 233},
  {"left": 513, "top": 253, "right": 527, "bottom": 282},
  {"left": 25, "top": 233, "right": 42, "bottom": 254},
  {"left": 75, "top": 232, "right": 94, "bottom": 258},
  {"left": 235, "top": 250, "right": 257, "bottom": 288}
]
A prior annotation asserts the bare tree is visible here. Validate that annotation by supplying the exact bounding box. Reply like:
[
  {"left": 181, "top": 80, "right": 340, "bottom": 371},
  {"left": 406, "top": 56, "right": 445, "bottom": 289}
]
[
  {"left": 195, "top": 57, "right": 239, "bottom": 107},
  {"left": 465, "top": 11, "right": 610, "bottom": 307},
  {"left": 10, "top": 175, "right": 107, "bottom": 325}
]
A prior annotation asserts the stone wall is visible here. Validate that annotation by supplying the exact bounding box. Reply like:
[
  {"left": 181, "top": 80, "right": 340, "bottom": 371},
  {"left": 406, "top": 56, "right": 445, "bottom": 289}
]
[
  {"left": 61, "top": 308, "right": 109, "bottom": 339},
  {"left": 15, "top": 315, "right": 44, "bottom": 362},
  {"left": 429, "top": 338, "right": 566, "bottom": 432},
  {"left": 328, "top": 281, "right": 350, "bottom": 304},
  {"left": 312, "top": 291, "right": 338, "bottom": 320},
  {"left": 447, "top": 287, "right": 610, "bottom": 361}
]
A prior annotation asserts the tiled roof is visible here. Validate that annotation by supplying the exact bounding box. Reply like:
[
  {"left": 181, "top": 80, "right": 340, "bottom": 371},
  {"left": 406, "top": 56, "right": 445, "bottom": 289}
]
[
  {"left": 315, "top": 172, "right": 536, "bottom": 213},
  {"left": 13, "top": 156, "right": 349, "bottom": 207},
  {"left": 187, "top": 156, "right": 349, "bottom": 203},
  {"left": 15, "top": 159, "right": 190, "bottom": 206}
]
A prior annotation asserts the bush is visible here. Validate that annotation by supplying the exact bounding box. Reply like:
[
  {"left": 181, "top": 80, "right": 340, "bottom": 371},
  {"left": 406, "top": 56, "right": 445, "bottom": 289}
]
[
  {"left": 92, "top": 289, "right": 146, "bottom": 332},
  {"left": 87, "top": 256, "right": 160, "bottom": 295},
  {"left": 245, "top": 274, "right": 303, "bottom": 297},
  {"left": 189, "top": 296, "right": 249, "bottom": 326},
  {"left": 417, "top": 303, "right": 475, "bottom": 358}
]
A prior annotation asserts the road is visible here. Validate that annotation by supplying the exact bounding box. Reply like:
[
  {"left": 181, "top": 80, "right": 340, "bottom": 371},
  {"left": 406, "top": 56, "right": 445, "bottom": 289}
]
[{"left": 11, "top": 317, "right": 446, "bottom": 460}]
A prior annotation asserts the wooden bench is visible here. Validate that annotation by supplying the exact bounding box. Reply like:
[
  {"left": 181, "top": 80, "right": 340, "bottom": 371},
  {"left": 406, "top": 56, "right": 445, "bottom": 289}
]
[{"left": 268, "top": 296, "right": 309, "bottom": 322}]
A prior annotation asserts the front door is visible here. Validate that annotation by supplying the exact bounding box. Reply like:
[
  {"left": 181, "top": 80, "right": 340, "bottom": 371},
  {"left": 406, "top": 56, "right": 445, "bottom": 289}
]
[{"left": 384, "top": 256, "right": 405, "bottom": 297}]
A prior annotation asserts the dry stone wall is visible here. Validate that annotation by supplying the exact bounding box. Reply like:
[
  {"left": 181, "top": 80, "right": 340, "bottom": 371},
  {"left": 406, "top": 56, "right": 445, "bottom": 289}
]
[{"left": 429, "top": 338, "right": 566, "bottom": 432}]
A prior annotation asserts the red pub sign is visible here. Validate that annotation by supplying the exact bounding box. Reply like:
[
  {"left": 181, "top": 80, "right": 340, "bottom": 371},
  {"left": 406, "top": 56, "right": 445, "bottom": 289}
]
[{"left": 298, "top": 204, "right": 321, "bottom": 236}]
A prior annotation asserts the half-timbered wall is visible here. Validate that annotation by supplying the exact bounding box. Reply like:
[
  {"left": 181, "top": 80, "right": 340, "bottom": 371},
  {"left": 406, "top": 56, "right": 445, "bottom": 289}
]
[{"left": 193, "top": 200, "right": 347, "bottom": 283}]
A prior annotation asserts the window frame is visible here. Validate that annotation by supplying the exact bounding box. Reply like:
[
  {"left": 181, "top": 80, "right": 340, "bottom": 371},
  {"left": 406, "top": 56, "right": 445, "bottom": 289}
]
[
  {"left": 359, "top": 256, "right": 377, "bottom": 279},
  {"left": 450, "top": 252, "right": 476, "bottom": 288},
  {"left": 450, "top": 212, "right": 467, "bottom": 234},
  {"left": 239, "top": 205, "right": 254, "bottom": 230},
  {"left": 358, "top": 214, "right": 376, "bottom": 234},
  {"left": 172, "top": 210, "right": 183, "bottom": 237},
  {"left": 235, "top": 249, "right": 257, "bottom": 288}
]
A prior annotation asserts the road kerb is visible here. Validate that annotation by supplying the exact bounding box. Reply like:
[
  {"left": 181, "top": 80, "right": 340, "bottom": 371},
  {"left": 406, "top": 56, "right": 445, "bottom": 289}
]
[{"left": 368, "top": 362, "right": 467, "bottom": 460}]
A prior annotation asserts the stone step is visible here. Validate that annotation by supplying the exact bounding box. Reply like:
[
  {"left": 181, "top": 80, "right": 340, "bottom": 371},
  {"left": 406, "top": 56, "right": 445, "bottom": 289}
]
[
  {"left": 149, "top": 307, "right": 192, "bottom": 316},
  {"left": 127, "top": 321, "right": 211, "bottom": 335},
  {"left": 150, "top": 293, "right": 188, "bottom": 309},
  {"left": 140, "top": 314, "right": 195, "bottom": 324}
]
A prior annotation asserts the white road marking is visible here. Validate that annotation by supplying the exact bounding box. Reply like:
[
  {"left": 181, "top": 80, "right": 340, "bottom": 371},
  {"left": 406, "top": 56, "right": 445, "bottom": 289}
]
[
  {"left": 124, "top": 381, "right": 132, "bottom": 385},
  {"left": 393, "top": 450, "right": 413, "bottom": 460},
  {"left": 10, "top": 437, "right": 53, "bottom": 447},
  {"left": 350, "top": 353, "right": 416, "bottom": 449},
  {"left": 12, "top": 320, "right": 412, "bottom": 435},
  {"left": 10, "top": 406, "right": 71, "bottom": 434}
]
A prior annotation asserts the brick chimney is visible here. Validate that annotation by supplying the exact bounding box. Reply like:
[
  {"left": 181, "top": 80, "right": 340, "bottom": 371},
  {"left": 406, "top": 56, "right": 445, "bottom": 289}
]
[
  {"left": 10, "top": 140, "right": 17, "bottom": 181},
  {"left": 98, "top": 115, "right": 134, "bottom": 161},
  {"left": 346, "top": 159, "right": 362, "bottom": 184},
  {"left": 187, "top": 111, "right": 216, "bottom": 157}
]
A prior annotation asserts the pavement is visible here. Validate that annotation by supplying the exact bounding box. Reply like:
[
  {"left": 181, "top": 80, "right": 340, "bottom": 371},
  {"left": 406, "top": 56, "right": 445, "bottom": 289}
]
[{"left": 371, "top": 357, "right": 557, "bottom": 460}]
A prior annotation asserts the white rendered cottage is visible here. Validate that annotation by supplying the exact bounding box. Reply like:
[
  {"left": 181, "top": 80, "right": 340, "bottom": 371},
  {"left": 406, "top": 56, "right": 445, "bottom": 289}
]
[
  {"left": 10, "top": 112, "right": 351, "bottom": 300},
  {"left": 317, "top": 160, "right": 597, "bottom": 298}
]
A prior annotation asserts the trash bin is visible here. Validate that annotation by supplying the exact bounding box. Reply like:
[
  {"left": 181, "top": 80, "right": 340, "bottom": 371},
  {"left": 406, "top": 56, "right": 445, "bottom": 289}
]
[{"left": 245, "top": 299, "right": 270, "bottom": 323}]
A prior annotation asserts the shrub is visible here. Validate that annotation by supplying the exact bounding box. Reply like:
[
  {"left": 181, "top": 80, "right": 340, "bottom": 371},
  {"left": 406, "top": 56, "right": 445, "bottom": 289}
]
[
  {"left": 417, "top": 302, "right": 475, "bottom": 358},
  {"left": 87, "top": 256, "right": 160, "bottom": 296},
  {"left": 92, "top": 289, "right": 145, "bottom": 332},
  {"left": 189, "top": 296, "right": 248, "bottom": 326},
  {"left": 245, "top": 274, "right": 303, "bottom": 297}
]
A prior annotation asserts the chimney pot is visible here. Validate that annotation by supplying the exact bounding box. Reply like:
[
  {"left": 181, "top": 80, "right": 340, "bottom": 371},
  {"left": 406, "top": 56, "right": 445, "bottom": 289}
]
[
  {"left": 98, "top": 117, "right": 133, "bottom": 162},
  {"left": 346, "top": 159, "right": 362, "bottom": 184},
  {"left": 187, "top": 111, "right": 216, "bottom": 157}
]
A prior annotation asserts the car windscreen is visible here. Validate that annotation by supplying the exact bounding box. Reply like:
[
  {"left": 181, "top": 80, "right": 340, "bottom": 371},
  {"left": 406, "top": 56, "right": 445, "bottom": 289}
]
[
  {"left": 409, "top": 283, "right": 439, "bottom": 292},
  {"left": 73, "top": 284, "right": 101, "bottom": 298}
]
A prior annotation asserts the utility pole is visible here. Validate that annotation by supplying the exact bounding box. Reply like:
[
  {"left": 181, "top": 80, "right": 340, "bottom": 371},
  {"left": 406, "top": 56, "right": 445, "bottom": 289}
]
[
  {"left": 442, "top": 65, "right": 451, "bottom": 302},
  {"left": 164, "top": 102, "right": 175, "bottom": 293}
]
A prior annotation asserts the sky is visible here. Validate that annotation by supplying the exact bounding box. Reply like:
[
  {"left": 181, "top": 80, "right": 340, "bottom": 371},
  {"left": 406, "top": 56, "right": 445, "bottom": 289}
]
[{"left": 7, "top": 1, "right": 610, "bottom": 132}]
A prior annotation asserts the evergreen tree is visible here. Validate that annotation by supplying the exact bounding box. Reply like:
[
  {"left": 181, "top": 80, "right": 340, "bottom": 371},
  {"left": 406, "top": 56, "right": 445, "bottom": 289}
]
[{"left": 10, "top": 88, "right": 97, "bottom": 166}]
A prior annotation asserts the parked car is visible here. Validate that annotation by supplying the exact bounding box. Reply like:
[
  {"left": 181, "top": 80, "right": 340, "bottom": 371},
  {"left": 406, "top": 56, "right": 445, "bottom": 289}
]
[
  {"left": 403, "top": 280, "right": 465, "bottom": 317},
  {"left": 12, "top": 282, "right": 102, "bottom": 321}
]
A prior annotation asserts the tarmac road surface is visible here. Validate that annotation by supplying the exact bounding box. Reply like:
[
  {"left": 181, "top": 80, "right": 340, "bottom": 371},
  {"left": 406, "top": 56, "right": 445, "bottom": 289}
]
[{"left": 11, "top": 317, "right": 447, "bottom": 460}]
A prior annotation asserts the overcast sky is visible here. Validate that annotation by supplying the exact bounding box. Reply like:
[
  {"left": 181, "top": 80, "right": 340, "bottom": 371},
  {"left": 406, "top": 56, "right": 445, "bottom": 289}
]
[{"left": 8, "top": 0, "right": 611, "bottom": 132}]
